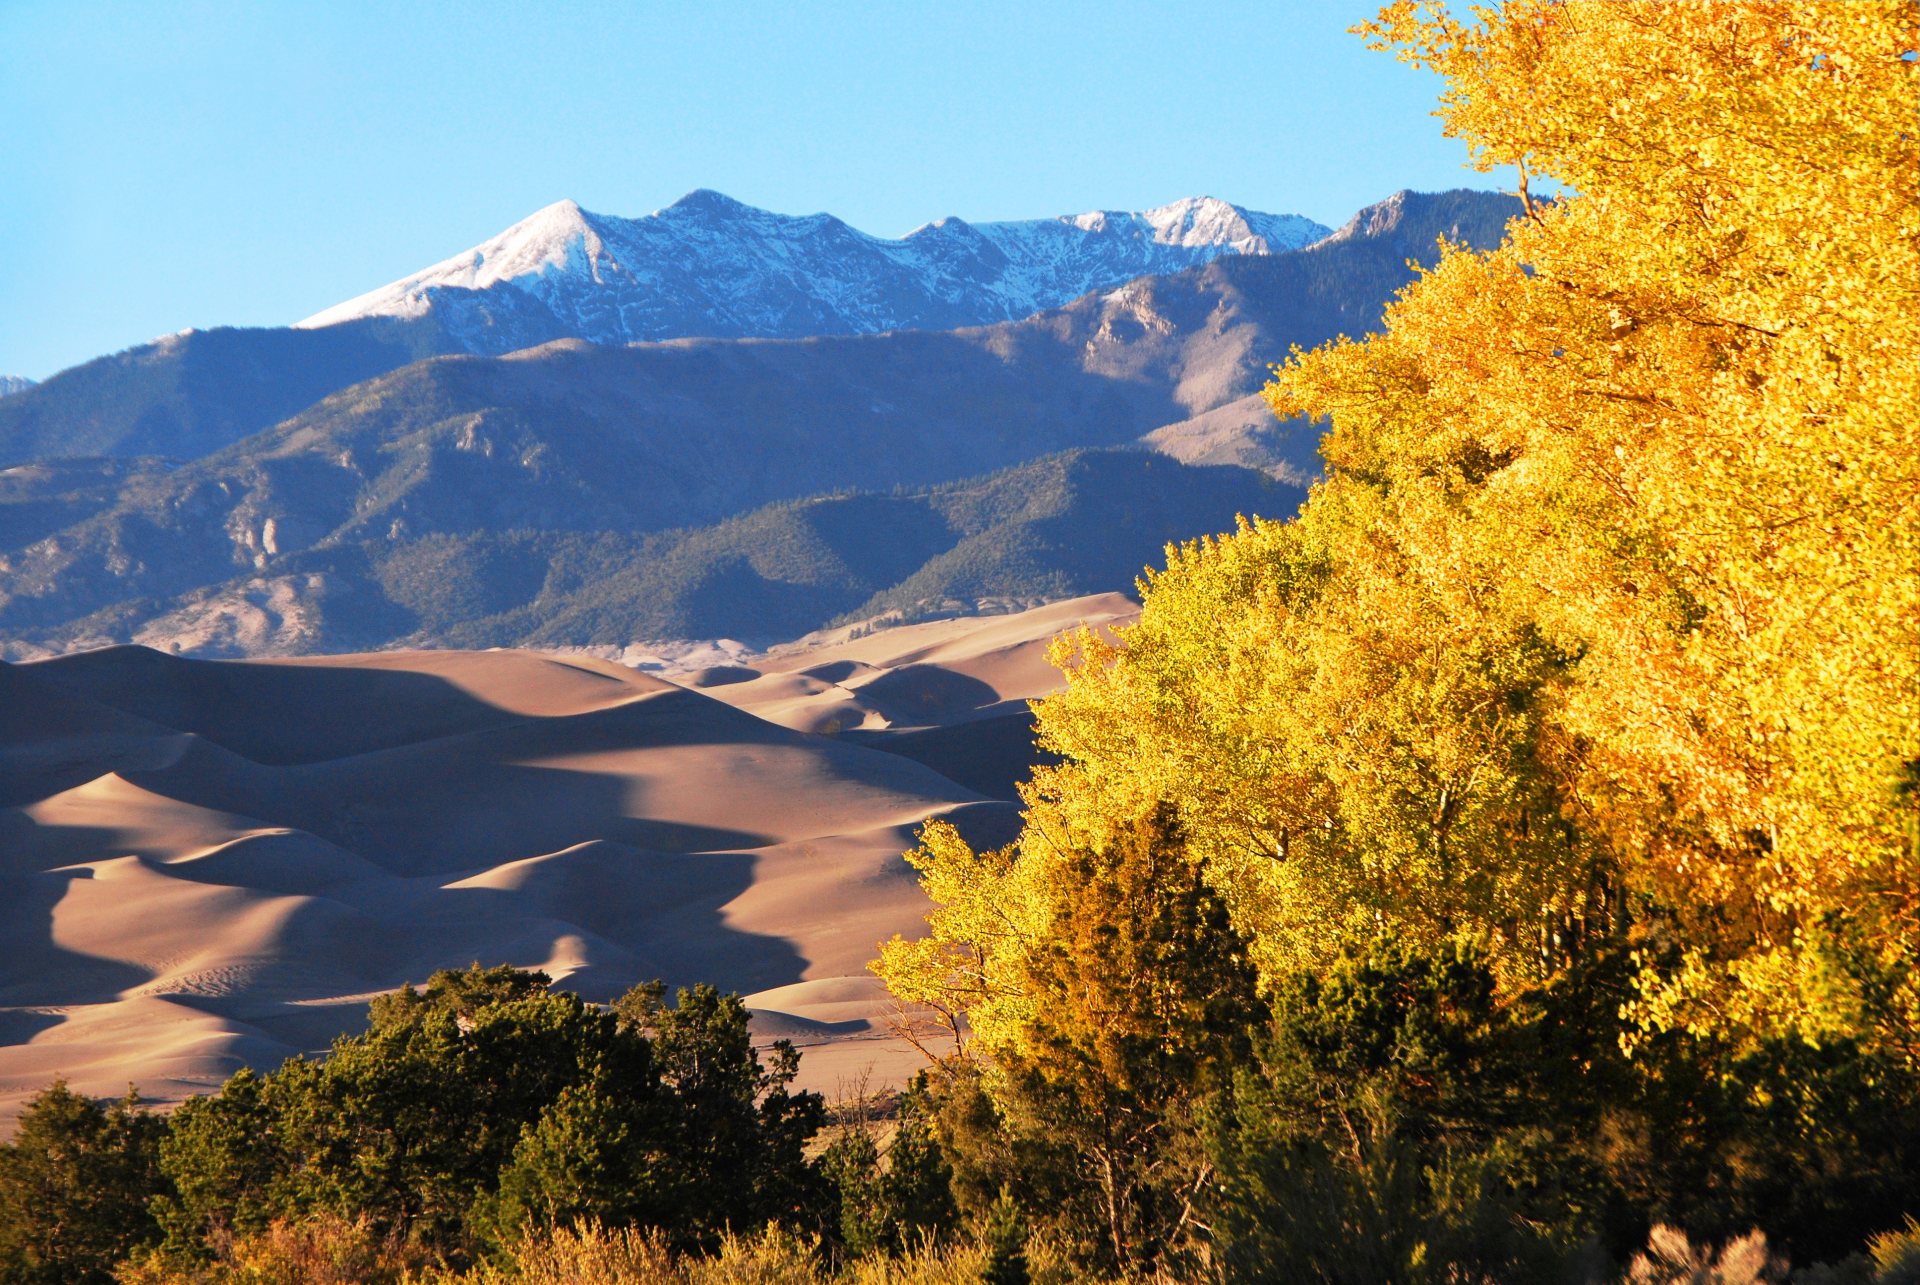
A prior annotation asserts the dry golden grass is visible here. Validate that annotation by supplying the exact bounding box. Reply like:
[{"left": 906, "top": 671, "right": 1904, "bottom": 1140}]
[{"left": 117, "top": 1219, "right": 1027, "bottom": 1285}]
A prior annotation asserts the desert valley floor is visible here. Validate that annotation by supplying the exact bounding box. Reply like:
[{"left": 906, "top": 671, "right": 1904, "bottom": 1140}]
[{"left": 0, "top": 594, "right": 1137, "bottom": 1123}]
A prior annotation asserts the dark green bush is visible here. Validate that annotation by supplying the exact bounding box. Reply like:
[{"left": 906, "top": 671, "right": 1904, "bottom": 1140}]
[
  {"left": 151, "top": 967, "right": 824, "bottom": 1265},
  {"left": 0, "top": 1083, "right": 168, "bottom": 1285}
]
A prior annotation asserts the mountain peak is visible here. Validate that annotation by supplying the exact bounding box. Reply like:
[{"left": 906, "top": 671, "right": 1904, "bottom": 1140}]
[
  {"left": 297, "top": 198, "right": 605, "bottom": 330},
  {"left": 1046, "top": 196, "right": 1326, "bottom": 257},
  {"left": 664, "top": 188, "right": 752, "bottom": 216},
  {"left": 1315, "top": 189, "right": 1416, "bottom": 247},
  {"left": 903, "top": 214, "right": 983, "bottom": 240},
  {"left": 1141, "top": 195, "right": 1257, "bottom": 246},
  {"left": 527, "top": 196, "right": 588, "bottom": 223},
  {"left": 1309, "top": 188, "right": 1521, "bottom": 254},
  {"left": 504, "top": 198, "right": 597, "bottom": 249}
]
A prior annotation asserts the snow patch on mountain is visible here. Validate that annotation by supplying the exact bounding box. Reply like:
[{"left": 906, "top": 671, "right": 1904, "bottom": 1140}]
[
  {"left": 297, "top": 191, "right": 1332, "bottom": 354},
  {"left": 0, "top": 376, "right": 36, "bottom": 398},
  {"left": 306, "top": 200, "right": 605, "bottom": 327}
]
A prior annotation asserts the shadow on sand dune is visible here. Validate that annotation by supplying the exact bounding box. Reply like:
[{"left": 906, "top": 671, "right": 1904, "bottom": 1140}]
[
  {"left": 21, "top": 645, "right": 608, "bottom": 766},
  {"left": 841, "top": 664, "right": 1002, "bottom": 726},
  {"left": 0, "top": 816, "right": 160, "bottom": 1009},
  {"left": 0, "top": 588, "right": 1150, "bottom": 1122},
  {"left": 849, "top": 709, "right": 1059, "bottom": 802},
  {"left": 0, "top": 649, "right": 859, "bottom": 1101}
]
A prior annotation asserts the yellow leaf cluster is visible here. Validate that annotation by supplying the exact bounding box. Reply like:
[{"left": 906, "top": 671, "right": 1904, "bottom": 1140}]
[
  {"left": 876, "top": 0, "right": 1919, "bottom": 1057},
  {"left": 1298, "top": 0, "right": 1920, "bottom": 1042},
  {"left": 873, "top": 820, "right": 1050, "bottom": 1056}
]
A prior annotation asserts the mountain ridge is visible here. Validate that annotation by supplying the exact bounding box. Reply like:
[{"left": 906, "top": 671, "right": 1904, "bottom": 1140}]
[
  {"left": 0, "top": 189, "right": 1499, "bottom": 472},
  {"left": 295, "top": 190, "right": 1331, "bottom": 353},
  {"left": 2, "top": 449, "right": 1290, "bottom": 659},
  {"left": 0, "top": 189, "right": 1521, "bottom": 659}
]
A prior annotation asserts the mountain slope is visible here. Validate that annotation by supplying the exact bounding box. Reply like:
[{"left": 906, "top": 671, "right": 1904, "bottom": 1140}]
[
  {"left": 4, "top": 450, "right": 1293, "bottom": 656},
  {"left": 298, "top": 190, "right": 1330, "bottom": 352},
  {"left": 400, "top": 448, "right": 1296, "bottom": 646},
  {"left": 0, "top": 319, "right": 460, "bottom": 464}
]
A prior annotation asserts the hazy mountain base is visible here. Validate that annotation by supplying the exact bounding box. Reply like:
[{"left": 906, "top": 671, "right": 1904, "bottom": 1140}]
[{"left": 0, "top": 450, "right": 1291, "bottom": 660}]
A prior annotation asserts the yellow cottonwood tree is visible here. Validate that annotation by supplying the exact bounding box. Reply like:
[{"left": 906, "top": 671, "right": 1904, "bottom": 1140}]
[
  {"left": 878, "top": 1, "right": 1918, "bottom": 1061},
  {"left": 1276, "top": 0, "right": 1920, "bottom": 1042}
]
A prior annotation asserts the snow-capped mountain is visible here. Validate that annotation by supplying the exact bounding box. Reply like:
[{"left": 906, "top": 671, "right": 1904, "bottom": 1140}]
[
  {"left": 297, "top": 191, "right": 1330, "bottom": 354},
  {"left": 0, "top": 376, "right": 36, "bottom": 398},
  {"left": 1, "top": 189, "right": 1526, "bottom": 658}
]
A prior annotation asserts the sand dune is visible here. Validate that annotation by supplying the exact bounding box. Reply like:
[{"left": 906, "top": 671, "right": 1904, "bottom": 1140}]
[
  {"left": 0, "top": 595, "right": 1136, "bottom": 1123},
  {"left": 699, "top": 593, "right": 1135, "bottom": 733}
]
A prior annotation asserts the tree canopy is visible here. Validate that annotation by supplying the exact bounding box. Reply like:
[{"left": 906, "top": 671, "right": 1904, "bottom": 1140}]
[
  {"left": 883, "top": 0, "right": 1919, "bottom": 1056},
  {"left": 150, "top": 967, "right": 824, "bottom": 1266}
]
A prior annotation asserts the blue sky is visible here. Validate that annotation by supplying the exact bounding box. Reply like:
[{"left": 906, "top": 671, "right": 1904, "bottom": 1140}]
[{"left": 1, "top": 1, "right": 1511, "bottom": 380}]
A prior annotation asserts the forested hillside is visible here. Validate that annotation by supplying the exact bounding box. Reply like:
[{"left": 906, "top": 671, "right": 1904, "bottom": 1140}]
[{"left": 1, "top": 450, "right": 1292, "bottom": 655}]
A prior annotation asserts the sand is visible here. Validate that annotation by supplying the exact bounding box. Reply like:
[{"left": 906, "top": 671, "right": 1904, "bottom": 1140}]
[{"left": 0, "top": 595, "right": 1137, "bottom": 1124}]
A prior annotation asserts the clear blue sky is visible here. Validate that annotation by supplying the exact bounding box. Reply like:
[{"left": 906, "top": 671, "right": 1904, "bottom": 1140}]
[{"left": 1, "top": 0, "right": 1511, "bottom": 381}]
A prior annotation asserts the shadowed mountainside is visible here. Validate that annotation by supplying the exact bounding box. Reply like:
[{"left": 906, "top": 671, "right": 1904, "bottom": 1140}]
[
  {"left": 1, "top": 449, "right": 1291, "bottom": 657},
  {"left": 0, "top": 317, "right": 463, "bottom": 466}
]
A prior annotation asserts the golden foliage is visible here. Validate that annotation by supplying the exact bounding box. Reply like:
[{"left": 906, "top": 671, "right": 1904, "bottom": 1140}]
[
  {"left": 114, "top": 1214, "right": 433, "bottom": 1285},
  {"left": 446, "top": 1223, "right": 1005, "bottom": 1285},
  {"left": 873, "top": 821, "right": 1046, "bottom": 1057},
  {"left": 1285, "top": 0, "right": 1920, "bottom": 1041},
  {"left": 117, "top": 1220, "right": 1008, "bottom": 1285},
  {"left": 877, "top": 0, "right": 1919, "bottom": 1057}
]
